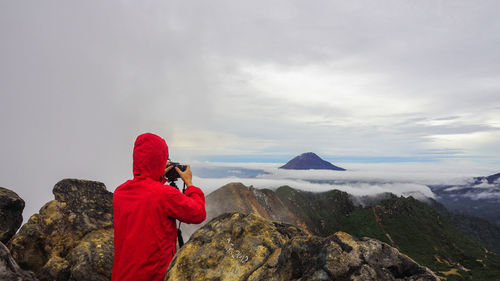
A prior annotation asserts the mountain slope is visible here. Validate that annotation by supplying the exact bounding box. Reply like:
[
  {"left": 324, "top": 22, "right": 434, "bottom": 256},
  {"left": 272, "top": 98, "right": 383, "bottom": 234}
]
[
  {"left": 203, "top": 183, "right": 500, "bottom": 281},
  {"left": 430, "top": 200, "right": 500, "bottom": 253}
]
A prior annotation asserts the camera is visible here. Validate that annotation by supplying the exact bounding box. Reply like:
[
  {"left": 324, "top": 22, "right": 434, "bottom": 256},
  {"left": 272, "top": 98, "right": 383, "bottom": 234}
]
[{"left": 164, "top": 161, "right": 187, "bottom": 182}]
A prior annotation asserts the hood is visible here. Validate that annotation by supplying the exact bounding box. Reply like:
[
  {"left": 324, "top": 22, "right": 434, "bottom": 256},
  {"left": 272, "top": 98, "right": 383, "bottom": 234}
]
[{"left": 133, "top": 133, "right": 169, "bottom": 181}]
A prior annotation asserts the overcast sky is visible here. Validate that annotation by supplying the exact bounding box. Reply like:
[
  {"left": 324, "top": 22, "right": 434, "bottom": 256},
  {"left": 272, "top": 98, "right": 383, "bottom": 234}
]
[{"left": 1, "top": 1, "right": 499, "bottom": 217}]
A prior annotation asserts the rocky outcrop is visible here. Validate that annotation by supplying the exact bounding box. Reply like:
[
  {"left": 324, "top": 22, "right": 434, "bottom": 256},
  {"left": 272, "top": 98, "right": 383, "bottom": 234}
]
[
  {"left": 8, "top": 179, "right": 114, "bottom": 281},
  {"left": 0, "top": 187, "right": 25, "bottom": 243},
  {"left": 166, "top": 212, "right": 439, "bottom": 281},
  {"left": 206, "top": 183, "right": 310, "bottom": 231},
  {"left": 0, "top": 241, "right": 37, "bottom": 280},
  {"left": 202, "top": 183, "right": 500, "bottom": 280},
  {"left": 180, "top": 182, "right": 313, "bottom": 241}
]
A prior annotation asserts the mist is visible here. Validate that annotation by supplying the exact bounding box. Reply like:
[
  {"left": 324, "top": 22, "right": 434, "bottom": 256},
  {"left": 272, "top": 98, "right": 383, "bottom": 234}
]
[{"left": 2, "top": 1, "right": 500, "bottom": 223}]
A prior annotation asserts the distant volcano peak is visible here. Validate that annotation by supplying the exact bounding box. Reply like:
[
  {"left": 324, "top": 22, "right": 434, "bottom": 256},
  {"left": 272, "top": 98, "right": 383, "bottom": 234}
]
[{"left": 279, "top": 152, "right": 345, "bottom": 171}]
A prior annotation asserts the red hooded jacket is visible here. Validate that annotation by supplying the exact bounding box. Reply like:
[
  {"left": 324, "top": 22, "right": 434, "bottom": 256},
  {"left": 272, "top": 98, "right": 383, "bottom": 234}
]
[{"left": 112, "top": 133, "right": 206, "bottom": 281}]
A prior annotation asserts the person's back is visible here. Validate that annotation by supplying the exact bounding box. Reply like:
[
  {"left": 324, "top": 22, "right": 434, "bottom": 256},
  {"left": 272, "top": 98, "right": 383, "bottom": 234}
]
[{"left": 112, "top": 133, "right": 206, "bottom": 281}]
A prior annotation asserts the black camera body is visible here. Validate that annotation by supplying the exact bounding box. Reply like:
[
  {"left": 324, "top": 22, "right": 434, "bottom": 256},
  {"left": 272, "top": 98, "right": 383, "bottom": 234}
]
[{"left": 165, "top": 161, "right": 187, "bottom": 183}]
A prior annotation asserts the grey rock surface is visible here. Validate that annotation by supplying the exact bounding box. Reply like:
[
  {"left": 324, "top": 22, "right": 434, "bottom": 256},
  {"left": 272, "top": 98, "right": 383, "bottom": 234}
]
[
  {"left": 0, "top": 187, "right": 25, "bottom": 243},
  {"left": 0, "top": 241, "right": 37, "bottom": 280}
]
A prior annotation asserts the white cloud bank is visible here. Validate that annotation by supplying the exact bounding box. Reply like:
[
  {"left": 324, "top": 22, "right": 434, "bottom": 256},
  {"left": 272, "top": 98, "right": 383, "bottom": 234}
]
[
  {"left": 2, "top": 0, "right": 500, "bottom": 223},
  {"left": 197, "top": 175, "right": 435, "bottom": 200},
  {"left": 191, "top": 161, "right": 499, "bottom": 201}
]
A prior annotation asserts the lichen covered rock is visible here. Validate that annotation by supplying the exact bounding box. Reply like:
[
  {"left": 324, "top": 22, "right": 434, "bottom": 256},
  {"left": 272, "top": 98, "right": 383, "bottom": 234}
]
[
  {"left": 165, "top": 212, "right": 439, "bottom": 281},
  {"left": 0, "top": 187, "right": 25, "bottom": 243},
  {"left": 8, "top": 179, "right": 114, "bottom": 281},
  {"left": 0, "top": 241, "right": 37, "bottom": 280},
  {"left": 68, "top": 228, "right": 114, "bottom": 281}
]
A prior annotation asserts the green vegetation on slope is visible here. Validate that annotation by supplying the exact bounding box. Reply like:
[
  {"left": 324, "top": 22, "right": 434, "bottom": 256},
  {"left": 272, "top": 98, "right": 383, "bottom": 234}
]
[
  {"left": 430, "top": 199, "right": 500, "bottom": 253},
  {"left": 374, "top": 197, "right": 500, "bottom": 281},
  {"left": 274, "top": 186, "right": 500, "bottom": 281}
]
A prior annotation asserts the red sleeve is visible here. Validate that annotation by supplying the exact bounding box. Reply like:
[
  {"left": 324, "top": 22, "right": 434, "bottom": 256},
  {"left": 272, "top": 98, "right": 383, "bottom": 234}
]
[{"left": 162, "top": 185, "right": 206, "bottom": 224}]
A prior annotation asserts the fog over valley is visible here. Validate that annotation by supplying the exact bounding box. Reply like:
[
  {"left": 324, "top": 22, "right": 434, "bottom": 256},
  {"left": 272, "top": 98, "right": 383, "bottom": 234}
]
[{"left": 191, "top": 160, "right": 499, "bottom": 201}]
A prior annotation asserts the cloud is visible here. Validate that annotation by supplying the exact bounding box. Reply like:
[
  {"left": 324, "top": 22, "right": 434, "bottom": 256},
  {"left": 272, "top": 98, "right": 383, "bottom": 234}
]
[
  {"left": 463, "top": 191, "right": 500, "bottom": 201},
  {"left": 423, "top": 130, "right": 500, "bottom": 158},
  {"left": 1, "top": 1, "right": 500, "bottom": 221},
  {"left": 190, "top": 161, "right": 500, "bottom": 202},
  {"left": 444, "top": 186, "right": 466, "bottom": 192},
  {"left": 169, "top": 129, "right": 278, "bottom": 158},
  {"left": 195, "top": 175, "right": 435, "bottom": 199}
]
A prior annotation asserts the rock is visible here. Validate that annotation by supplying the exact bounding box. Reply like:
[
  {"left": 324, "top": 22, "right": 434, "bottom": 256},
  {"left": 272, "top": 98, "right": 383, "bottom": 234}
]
[
  {"left": 206, "top": 183, "right": 309, "bottom": 230},
  {"left": 180, "top": 182, "right": 313, "bottom": 242},
  {"left": 203, "top": 183, "right": 500, "bottom": 279},
  {"left": 166, "top": 212, "right": 306, "bottom": 281},
  {"left": 0, "top": 187, "right": 25, "bottom": 243},
  {"left": 0, "top": 241, "right": 37, "bottom": 280},
  {"left": 68, "top": 228, "right": 114, "bottom": 281},
  {"left": 8, "top": 179, "right": 114, "bottom": 281},
  {"left": 165, "top": 212, "right": 439, "bottom": 281}
]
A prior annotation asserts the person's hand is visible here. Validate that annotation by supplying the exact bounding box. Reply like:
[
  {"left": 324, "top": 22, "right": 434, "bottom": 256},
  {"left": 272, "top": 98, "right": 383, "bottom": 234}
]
[
  {"left": 176, "top": 165, "right": 193, "bottom": 187},
  {"left": 164, "top": 165, "right": 174, "bottom": 176}
]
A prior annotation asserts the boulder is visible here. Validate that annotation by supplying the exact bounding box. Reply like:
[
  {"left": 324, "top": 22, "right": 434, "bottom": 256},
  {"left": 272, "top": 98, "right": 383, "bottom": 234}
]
[
  {"left": 8, "top": 179, "right": 114, "bottom": 281},
  {"left": 0, "top": 241, "right": 37, "bottom": 280},
  {"left": 0, "top": 187, "right": 25, "bottom": 243},
  {"left": 165, "top": 213, "right": 439, "bottom": 281}
]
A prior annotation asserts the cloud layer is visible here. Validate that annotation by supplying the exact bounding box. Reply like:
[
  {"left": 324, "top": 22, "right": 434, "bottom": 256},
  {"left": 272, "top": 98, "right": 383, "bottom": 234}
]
[
  {"left": 191, "top": 161, "right": 500, "bottom": 202},
  {"left": 1, "top": 1, "right": 500, "bottom": 219}
]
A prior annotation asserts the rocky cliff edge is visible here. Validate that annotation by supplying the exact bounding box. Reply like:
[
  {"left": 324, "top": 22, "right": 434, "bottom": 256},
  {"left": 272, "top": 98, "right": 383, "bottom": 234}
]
[{"left": 4, "top": 179, "right": 440, "bottom": 281}]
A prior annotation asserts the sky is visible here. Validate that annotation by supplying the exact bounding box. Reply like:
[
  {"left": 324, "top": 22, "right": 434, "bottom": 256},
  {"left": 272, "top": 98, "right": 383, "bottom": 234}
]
[{"left": 1, "top": 1, "right": 500, "bottom": 218}]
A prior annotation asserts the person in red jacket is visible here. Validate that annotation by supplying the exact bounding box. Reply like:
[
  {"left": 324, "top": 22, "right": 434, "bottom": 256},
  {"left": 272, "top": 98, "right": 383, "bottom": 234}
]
[{"left": 112, "top": 133, "right": 206, "bottom": 281}]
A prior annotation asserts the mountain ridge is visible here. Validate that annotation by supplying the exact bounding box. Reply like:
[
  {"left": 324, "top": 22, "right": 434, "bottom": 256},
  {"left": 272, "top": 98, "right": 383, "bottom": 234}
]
[{"left": 201, "top": 182, "right": 500, "bottom": 281}]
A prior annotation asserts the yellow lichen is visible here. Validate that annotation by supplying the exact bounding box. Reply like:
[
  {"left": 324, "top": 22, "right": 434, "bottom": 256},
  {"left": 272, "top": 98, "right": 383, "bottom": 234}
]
[
  {"left": 476, "top": 259, "right": 486, "bottom": 267},
  {"left": 43, "top": 201, "right": 64, "bottom": 225},
  {"left": 438, "top": 268, "right": 462, "bottom": 277},
  {"left": 434, "top": 255, "right": 453, "bottom": 266},
  {"left": 334, "top": 232, "right": 360, "bottom": 251}
]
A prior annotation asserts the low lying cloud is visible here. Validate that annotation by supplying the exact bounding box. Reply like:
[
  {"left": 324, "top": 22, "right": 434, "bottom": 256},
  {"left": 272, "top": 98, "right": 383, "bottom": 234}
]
[
  {"left": 462, "top": 191, "right": 500, "bottom": 201},
  {"left": 189, "top": 161, "right": 499, "bottom": 201},
  {"left": 194, "top": 175, "right": 435, "bottom": 198}
]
